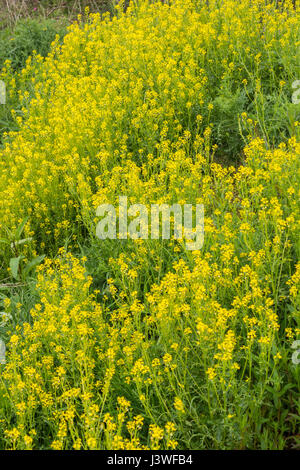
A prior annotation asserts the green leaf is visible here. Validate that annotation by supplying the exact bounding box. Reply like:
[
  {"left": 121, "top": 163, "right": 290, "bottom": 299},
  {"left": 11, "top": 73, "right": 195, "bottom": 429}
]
[
  {"left": 9, "top": 256, "right": 24, "bottom": 280},
  {"left": 14, "top": 217, "right": 29, "bottom": 240}
]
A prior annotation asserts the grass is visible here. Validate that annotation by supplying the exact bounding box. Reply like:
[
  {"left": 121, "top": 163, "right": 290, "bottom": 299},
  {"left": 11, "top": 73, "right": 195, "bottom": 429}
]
[{"left": 0, "top": 1, "right": 115, "bottom": 28}]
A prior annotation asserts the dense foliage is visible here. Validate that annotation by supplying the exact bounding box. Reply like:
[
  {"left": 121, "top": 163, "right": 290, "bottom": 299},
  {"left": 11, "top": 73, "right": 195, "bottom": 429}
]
[{"left": 0, "top": 0, "right": 299, "bottom": 450}]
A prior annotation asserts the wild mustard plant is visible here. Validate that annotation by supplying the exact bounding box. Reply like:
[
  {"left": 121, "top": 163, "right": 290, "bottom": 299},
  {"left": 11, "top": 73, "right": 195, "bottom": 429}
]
[{"left": 0, "top": 0, "right": 299, "bottom": 450}]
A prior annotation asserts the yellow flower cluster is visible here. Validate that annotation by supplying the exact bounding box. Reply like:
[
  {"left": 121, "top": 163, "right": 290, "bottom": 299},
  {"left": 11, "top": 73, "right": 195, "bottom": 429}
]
[
  {"left": 0, "top": 0, "right": 298, "bottom": 250},
  {"left": 0, "top": 252, "right": 178, "bottom": 449}
]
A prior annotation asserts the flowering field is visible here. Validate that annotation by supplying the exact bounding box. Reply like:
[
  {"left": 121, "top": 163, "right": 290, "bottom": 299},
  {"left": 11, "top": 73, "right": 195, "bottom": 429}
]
[{"left": 0, "top": 0, "right": 299, "bottom": 450}]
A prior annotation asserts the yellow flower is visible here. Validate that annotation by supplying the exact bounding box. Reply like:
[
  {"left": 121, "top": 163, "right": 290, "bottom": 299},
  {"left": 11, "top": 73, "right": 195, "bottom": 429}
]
[
  {"left": 174, "top": 397, "right": 185, "bottom": 414},
  {"left": 206, "top": 367, "right": 217, "bottom": 381}
]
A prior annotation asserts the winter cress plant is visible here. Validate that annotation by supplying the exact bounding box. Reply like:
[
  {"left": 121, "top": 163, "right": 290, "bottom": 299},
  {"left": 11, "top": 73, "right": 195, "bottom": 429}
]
[{"left": 0, "top": 0, "right": 299, "bottom": 450}]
